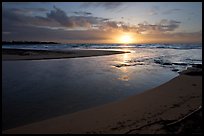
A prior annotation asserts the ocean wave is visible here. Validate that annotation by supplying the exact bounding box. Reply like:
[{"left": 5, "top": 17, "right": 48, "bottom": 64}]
[{"left": 2, "top": 43, "right": 202, "bottom": 50}]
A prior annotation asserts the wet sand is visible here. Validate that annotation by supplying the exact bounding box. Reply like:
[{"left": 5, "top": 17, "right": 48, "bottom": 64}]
[
  {"left": 2, "top": 48, "right": 129, "bottom": 60},
  {"left": 3, "top": 67, "right": 202, "bottom": 134}
]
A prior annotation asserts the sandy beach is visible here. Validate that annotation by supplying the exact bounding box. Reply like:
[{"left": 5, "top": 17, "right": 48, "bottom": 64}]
[
  {"left": 2, "top": 48, "right": 129, "bottom": 60},
  {"left": 3, "top": 66, "right": 202, "bottom": 134}
]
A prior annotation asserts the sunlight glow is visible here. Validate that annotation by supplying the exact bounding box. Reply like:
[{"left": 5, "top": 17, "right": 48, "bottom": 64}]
[{"left": 119, "top": 34, "right": 133, "bottom": 44}]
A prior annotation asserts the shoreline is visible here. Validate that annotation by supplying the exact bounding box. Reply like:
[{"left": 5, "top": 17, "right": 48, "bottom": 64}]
[
  {"left": 3, "top": 67, "right": 202, "bottom": 134},
  {"left": 2, "top": 48, "right": 129, "bottom": 61}
]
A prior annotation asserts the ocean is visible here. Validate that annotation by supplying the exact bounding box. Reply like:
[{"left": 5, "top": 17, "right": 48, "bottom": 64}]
[
  {"left": 2, "top": 43, "right": 202, "bottom": 130},
  {"left": 2, "top": 43, "right": 202, "bottom": 50}
]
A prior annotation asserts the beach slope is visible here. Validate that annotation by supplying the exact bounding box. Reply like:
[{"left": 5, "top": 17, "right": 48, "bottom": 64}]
[
  {"left": 3, "top": 67, "right": 202, "bottom": 134},
  {"left": 2, "top": 48, "right": 129, "bottom": 60}
]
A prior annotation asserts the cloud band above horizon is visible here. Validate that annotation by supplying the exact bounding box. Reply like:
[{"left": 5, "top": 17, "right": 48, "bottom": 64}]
[{"left": 2, "top": 2, "right": 202, "bottom": 44}]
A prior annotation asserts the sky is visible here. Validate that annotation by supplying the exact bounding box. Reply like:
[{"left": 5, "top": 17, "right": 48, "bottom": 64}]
[{"left": 2, "top": 2, "right": 202, "bottom": 44}]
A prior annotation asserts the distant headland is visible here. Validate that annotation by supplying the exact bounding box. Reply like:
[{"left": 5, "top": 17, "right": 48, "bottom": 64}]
[{"left": 2, "top": 41, "right": 59, "bottom": 45}]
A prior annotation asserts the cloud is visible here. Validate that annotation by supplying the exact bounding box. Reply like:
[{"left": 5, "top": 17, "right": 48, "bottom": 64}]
[
  {"left": 81, "top": 2, "right": 124, "bottom": 10},
  {"left": 143, "top": 31, "right": 202, "bottom": 43},
  {"left": 162, "top": 8, "right": 182, "bottom": 14},
  {"left": 4, "top": 5, "right": 198, "bottom": 43},
  {"left": 3, "top": 6, "right": 181, "bottom": 35},
  {"left": 3, "top": 6, "right": 109, "bottom": 29},
  {"left": 46, "top": 6, "right": 72, "bottom": 26},
  {"left": 73, "top": 11, "right": 92, "bottom": 16},
  {"left": 2, "top": 24, "right": 113, "bottom": 43},
  {"left": 148, "top": 6, "right": 160, "bottom": 16},
  {"left": 102, "top": 21, "right": 119, "bottom": 29},
  {"left": 2, "top": 8, "right": 61, "bottom": 28},
  {"left": 46, "top": 6, "right": 108, "bottom": 28},
  {"left": 99, "top": 19, "right": 181, "bottom": 34},
  {"left": 136, "top": 19, "right": 181, "bottom": 33},
  {"left": 2, "top": 22, "right": 201, "bottom": 44},
  {"left": 2, "top": 6, "right": 114, "bottom": 42},
  {"left": 2, "top": 7, "right": 201, "bottom": 44}
]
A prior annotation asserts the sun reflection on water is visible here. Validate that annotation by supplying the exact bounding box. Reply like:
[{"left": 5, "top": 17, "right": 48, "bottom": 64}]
[
  {"left": 123, "top": 53, "right": 129, "bottom": 62},
  {"left": 117, "top": 50, "right": 131, "bottom": 82}
]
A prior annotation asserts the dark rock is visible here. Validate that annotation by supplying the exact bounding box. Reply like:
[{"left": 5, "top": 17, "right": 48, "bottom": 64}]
[
  {"left": 163, "top": 62, "right": 172, "bottom": 65},
  {"left": 192, "top": 64, "right": 202, "bottom": 69},
  {"left": 172, "top": 69, "right": 179, "bottom": 72},
  {"left": 172, "top": 63, "right": 188, "bottom": 66}
]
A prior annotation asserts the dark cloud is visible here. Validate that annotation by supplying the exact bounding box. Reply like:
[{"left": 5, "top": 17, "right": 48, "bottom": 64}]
[
  {"left": 158, "top": 19, "right": 181, "bottom": 31},
  {"left": 81, "top": 2, "right": 123, "bottom": 10},
  {"left": 46, "top": 6, "right": 73, "bottom": 27},
  {"left": 2, "top": 24, "right": 112, "bottom": 42},
  {"left": 73, "top": 11, "right": 92, "bottom": 16},
  {"left": 3, "top": 6, "right": 108, "bottom": 29},
  {"left": 2, "top": 6, "right": 112, "bottom": 42},
  {"left": 46, "top": 6, "right": 107, "bottom": 28},
  {"left": 2, "top": 8, "right": 60, "bottom": 28},
  {"left": 104, "top": 21, "right": 119, "bottom": 29}
]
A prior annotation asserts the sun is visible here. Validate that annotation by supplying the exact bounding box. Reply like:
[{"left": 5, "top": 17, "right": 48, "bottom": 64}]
[{"left": 119, "top": 34, "right": 133, "bottom": 44}]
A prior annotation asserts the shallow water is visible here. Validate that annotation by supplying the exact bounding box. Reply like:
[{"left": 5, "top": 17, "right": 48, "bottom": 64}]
[{"left": 2, "top": 46, "right": 202, "bottom": 130}]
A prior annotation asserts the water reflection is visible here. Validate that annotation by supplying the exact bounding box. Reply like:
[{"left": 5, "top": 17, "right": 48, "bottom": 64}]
[
  {"left": 2, "top": 47, "right": 180, "bottom": 129},
  {"left": 118, "top": 75, "right": 129, "bottom": 81},
  {"left": 123, "top": 52, "right": 130, "bottom": 62},
  {"left": 117, "top": 50, "right": 131, "bottom": 82}
]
